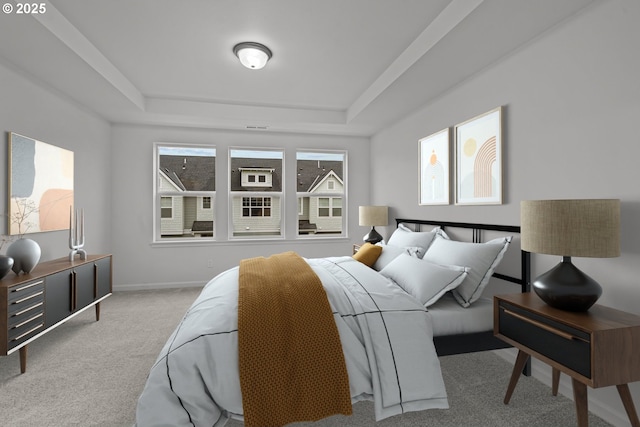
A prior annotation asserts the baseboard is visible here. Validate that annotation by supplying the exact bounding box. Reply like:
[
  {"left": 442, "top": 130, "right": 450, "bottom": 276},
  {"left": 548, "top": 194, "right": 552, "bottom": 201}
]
[
  {"left": 113, "top": 281, "right": 206, "bottom": 292},
  {"left": 494, "top": 349, "right": 629, "bottom": 427}
]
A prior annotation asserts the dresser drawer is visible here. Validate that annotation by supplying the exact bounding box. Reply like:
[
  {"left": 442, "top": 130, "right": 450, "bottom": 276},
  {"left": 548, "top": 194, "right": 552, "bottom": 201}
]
[
  {"left": 8, "top": 281, "right": 44, "bottom": 316},
  {"left": 6, "top": 280, "right": 46, "bottom": 351},
  {"left": 498, "top": 301, "right": 591, "bottom": 378}
]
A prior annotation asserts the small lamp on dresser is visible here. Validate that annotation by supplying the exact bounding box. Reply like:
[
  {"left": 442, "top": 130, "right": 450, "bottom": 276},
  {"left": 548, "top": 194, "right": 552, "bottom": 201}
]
[
  {"left": 358, "top": 206, "right": 388, "bottom": 244},
  {"left": 520, "top": 199, "right": 620, "bottom": 312}
]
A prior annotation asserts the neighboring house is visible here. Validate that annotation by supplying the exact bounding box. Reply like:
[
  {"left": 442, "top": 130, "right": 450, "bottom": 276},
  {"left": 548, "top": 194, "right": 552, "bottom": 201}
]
[
  {"left": 159, "top": 155, "right": 215, "bottom": 237},
  {"left": 297, "top": 160, "right": 344, "bottom": 235},
  {"left": 230, "top": 158, "right": 282, "bottom": 236},
  {"left": 228, "top": 157, "right": 344, "bottom": 236}
]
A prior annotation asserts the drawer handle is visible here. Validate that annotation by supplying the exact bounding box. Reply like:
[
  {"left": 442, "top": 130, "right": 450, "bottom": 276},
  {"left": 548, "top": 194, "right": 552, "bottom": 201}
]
[
  {"left": 13, "top": 312, "right": 44, "bottom": 329},
  {"left": 13, "top": 291, "right": 44, "bottom": 305},
  {"left": 11, "top": 302, "right": 44, "bottom": 317},
  {"left": 502, "top": 308, "right": 588, "bottom": 342},
  {"left": 12, "top": 280, "right": 44, "bottom": 292},
  {"left": 12, "top": 323, "right": 44, "bottom": 341}
]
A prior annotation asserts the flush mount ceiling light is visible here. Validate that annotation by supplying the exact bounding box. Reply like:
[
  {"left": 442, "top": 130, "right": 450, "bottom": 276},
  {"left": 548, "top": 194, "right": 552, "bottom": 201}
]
[{"left": 233, "top": 42, "right": 272, "bottom": 70}]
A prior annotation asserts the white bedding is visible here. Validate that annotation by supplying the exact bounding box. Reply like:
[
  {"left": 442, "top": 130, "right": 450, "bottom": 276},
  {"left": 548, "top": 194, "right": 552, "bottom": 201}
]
[
  {"left": 429, "top": 293, "right": 494, "bottom": 337},
  {"left": 136, "top": 256, "right": 448, "bottom": 426}
]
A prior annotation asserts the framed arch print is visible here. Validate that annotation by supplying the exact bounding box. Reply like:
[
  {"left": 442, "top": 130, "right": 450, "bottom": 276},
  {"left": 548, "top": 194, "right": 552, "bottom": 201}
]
[
  {"left": 455, "top": 107, "right": 502, "bottom": 205},
  {"left": 419, "top": 128, "right": 450, "bottom": 205}
]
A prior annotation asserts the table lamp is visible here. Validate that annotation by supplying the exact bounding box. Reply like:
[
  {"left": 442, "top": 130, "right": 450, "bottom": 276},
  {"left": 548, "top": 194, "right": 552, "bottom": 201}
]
[
  {"left": 520, "top": 199, "right": 620, "bottom": 311},
  {"left": 359, "top": 206, "right": 388, "bottom": 244}
]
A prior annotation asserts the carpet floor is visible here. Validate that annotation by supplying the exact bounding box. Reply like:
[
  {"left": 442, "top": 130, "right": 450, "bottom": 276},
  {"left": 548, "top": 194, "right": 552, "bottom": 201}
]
[{"left": 0, "top": 287, "right": 612, "bottom": 426}]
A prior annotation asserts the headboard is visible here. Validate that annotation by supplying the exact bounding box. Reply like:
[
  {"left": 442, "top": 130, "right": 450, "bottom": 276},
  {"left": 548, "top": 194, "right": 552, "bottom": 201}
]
[{"left": 395, "top": 218, "right": 531, "bottom": 293}]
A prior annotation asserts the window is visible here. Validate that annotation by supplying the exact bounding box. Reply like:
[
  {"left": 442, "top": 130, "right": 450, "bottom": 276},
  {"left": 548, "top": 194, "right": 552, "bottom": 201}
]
[
  {"left": 317, "top": 197, "right": 342, "bottom": 217},
  {"left": 202, "top": 197, "right": 211, "bottom": 209},
  {"left": 296, "top": 151, "right": 346, "bottom": 237},
  {"left": 242, "top": 196, "right": 271, "bottom": 217},
  {"left": 161, "top": 197, "right": 173, "bottom": 218},
  {"left": 154, "top": 143, "right": 216, "bottom": 241},
  {"left": 230, "top": 148, "right": 283, "bottom": 238}
]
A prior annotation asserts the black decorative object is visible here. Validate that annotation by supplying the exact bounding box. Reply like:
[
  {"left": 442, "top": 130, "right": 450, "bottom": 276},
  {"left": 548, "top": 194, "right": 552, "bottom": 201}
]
[
  {"left": 363, "top": 227, "right": 383, "bottom": 244},
  {"left": 532, "top": 256, "right": 602, "bottom": 312},
  {"left": 0, "top": 255, "right": 13, "bottom": 279}
]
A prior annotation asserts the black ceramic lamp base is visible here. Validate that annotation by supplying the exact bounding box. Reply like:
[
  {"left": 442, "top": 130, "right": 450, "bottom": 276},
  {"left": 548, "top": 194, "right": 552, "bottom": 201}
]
[
  {"left": 363, "top": 227, "right": 383, "bottom": 244},
  {"left": 532, "top": 257, "right": 602, "bottom": 312}
]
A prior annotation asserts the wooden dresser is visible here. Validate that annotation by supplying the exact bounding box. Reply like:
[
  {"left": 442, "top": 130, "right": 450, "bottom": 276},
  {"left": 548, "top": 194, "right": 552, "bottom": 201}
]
[{"left": 0, "top": 254, "right": 112, "bottom": 373}]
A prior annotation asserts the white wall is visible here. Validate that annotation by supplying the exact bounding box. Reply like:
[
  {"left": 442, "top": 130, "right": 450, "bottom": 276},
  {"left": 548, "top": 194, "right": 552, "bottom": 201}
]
[
  {"left": 0, "top": 62, "right": 112, "bottom": 260},
  {"left": 110, "top": 124, "right": 370, "bottom": 289},
  {"left": 370, "top": 1, "right": 640, "bottom": 425}
]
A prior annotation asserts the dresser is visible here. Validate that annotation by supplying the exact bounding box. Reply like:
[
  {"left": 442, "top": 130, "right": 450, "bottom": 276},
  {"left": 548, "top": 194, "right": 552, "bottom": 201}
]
[
  {"left": 0, "top": 254, "right": 112, "bottom": 373},
  {"left": 494, "top": 293, "right": 640, "bottom": 427}
]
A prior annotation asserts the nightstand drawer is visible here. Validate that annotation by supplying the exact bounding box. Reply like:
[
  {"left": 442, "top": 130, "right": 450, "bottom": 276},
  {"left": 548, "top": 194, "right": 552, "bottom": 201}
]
[{"left": 498, "top": 301, "right": 591, "bottom": 378}]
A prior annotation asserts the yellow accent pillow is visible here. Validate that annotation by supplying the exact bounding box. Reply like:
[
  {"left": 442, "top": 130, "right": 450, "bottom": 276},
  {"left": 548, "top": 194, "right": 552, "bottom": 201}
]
[{"left": 352, "top": 243, "right": 382, "bottom": 267}]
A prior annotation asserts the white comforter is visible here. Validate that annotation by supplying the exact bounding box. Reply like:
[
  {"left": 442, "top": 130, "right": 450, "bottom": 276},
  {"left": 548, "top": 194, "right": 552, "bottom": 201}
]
[{"left": 136, "top": 256, "right": 448, "bottom": 426}]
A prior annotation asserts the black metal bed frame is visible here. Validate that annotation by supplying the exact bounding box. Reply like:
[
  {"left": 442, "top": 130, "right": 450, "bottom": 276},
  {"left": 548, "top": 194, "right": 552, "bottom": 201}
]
[{"left": 395, "top": 218, "right": 531, "bottom": 360}]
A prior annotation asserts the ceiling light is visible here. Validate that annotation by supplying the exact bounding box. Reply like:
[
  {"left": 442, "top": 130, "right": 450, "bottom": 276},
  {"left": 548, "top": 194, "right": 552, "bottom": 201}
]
[{"left": 233, "top": 42, "right": 272, "bottom": 70}]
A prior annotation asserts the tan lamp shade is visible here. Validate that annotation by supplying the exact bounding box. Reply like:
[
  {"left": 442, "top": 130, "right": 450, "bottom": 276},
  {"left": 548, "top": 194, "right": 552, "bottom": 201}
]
[
  {"left": 359, "top": 206, "right": 388, "bottom": 227},
  {"left": 520, "top": 199, "right": 620, "bottom": 258}
]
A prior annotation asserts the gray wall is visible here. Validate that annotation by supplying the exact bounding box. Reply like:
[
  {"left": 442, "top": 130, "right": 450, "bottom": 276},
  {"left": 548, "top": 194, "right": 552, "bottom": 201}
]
[
  {"left": 110, "top": 124, "right": 370, "bottom": 289},
  {"left": 370, "top": 1, "right": 639, "bottom": 425},
  {"left": 0, "top": 62, "right": 112, "bottom": 260}
]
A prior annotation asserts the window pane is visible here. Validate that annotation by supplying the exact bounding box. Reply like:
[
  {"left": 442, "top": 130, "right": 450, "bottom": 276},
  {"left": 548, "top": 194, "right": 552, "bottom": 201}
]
[
  {"left": 296, "top": 151, "right": 345, "bottom": 237},
  {"left": 159, "top": 195, "right": 214, "bottom": 238},
  {"left": 230, "top": 149, "right": 283, "bottom": 238},
  {"left": 155, "top": 144, "right": 216, "bottom": 241}
]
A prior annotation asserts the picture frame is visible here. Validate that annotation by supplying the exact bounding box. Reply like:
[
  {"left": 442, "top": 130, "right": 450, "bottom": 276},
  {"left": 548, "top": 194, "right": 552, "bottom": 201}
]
[
  {"left": 419, "top": 128, "right": 450, "bottom": 205},
  {"left": 8, "top": 132, "right": 74, "bottom": 235},
  {"left": 454, "top": 107, "right": 502, "bottom": 205}
]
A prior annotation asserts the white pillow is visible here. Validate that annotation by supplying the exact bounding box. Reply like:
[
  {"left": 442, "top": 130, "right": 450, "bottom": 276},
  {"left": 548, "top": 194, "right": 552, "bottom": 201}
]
[
  {"left": 373, "top": 244, "right": 422, "bottom": 271},
  {"left": 386, "top": 225, "right": 441, "bottom": 256},
  {"left": 379, "top": 254, "right": 468, "bottom": 307},
  {"left": 422, "top": 235, "right": 512, "bottom": 307}
]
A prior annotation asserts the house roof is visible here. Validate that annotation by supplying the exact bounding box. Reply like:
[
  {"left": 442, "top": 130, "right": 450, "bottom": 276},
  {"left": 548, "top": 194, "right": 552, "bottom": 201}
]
[
  {"left": 159, "top": 155, "right": 215, "bottom": 191},
  {"left": 230, "top": 158, "right": 282, "bottom": 192},
  {"left": 297, "top": 160, "right": 343, "bottom": 193}
]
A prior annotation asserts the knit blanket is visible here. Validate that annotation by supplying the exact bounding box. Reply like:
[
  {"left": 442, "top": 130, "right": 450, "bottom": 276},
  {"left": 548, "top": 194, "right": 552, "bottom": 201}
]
[{"left": 238, "top": 251, "right": 352, "bottom": 427}]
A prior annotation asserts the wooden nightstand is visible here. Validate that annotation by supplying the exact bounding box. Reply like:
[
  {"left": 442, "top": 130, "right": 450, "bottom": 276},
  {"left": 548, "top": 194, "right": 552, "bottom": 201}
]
[{"left": 494, "top": 293, "right": 640, "bottom": 427}]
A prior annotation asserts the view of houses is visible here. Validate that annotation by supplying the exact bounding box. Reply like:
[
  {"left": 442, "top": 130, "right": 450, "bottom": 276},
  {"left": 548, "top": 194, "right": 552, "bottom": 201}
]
[{"left": 158, "top": 150, "right": 344, "bottom": 239}]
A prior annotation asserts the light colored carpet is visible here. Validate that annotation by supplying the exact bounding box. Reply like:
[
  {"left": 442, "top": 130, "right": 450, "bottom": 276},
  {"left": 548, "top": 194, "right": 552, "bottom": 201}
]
[{"left": 0, "top": 287, "right": 612, "bottom": 427}]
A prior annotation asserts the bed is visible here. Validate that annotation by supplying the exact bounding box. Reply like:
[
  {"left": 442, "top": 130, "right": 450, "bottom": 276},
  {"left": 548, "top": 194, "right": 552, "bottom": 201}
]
[
  {"left": 135, "top": 219, "right": 530, "bottom": 427},
  {"left": 393, "top": 219, "right": 530, "bottom": 357}
]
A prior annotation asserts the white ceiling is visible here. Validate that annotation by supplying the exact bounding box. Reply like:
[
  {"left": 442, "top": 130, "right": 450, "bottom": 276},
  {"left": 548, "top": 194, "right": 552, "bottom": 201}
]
[{"left": 0, "top": 0, "right": 596, "bottom": 136}]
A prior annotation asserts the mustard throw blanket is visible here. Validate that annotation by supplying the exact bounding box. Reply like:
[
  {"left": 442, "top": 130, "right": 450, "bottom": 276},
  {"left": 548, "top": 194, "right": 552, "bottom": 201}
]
[{"left": 238, "top": 251, "right": 352, "bottom": 427}]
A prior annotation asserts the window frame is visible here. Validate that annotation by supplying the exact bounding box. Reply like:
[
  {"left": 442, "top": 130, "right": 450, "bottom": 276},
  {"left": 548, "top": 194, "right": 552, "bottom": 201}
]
[
  {"left": 296, "top": 150, "right": 347, "bottom": 239},
  {"left": 153, "top": 142, "right": 216, "bottom": 243},
  {"left": 229, "top": 147, "right": 284, "bottom": 240}
]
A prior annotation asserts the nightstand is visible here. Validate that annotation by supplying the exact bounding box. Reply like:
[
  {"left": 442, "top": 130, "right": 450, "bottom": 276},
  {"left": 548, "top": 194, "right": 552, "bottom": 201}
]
[{"left": 494, "top": 293, "right": 640, "bottom": 427}]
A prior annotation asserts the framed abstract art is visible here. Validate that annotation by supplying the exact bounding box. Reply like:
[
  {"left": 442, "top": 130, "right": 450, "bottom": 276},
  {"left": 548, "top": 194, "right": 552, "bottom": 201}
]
[
  {"left": 454, "top": 107, "right": 502, "bottom": 205},
  {"left": 8, "top": 132, "right": 74, "bottom": 235},
  {"left": 419, "top": 128, "right": 450, "bottom": 205}
]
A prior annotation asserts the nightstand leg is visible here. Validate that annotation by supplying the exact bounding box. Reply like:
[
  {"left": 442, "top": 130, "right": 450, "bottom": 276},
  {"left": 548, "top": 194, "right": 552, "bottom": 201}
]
[
  {"left": 504, "top": 350, "right": 530, "bottom": 404},
  {"left": 572, "top": 378, "right": 589, "bottom": 427},
  {"left": 616, "top": 384, "right": 640, "bottom": 427},
  {"left": 552, "top": 368, "right": 560, "bottom": 396}
]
